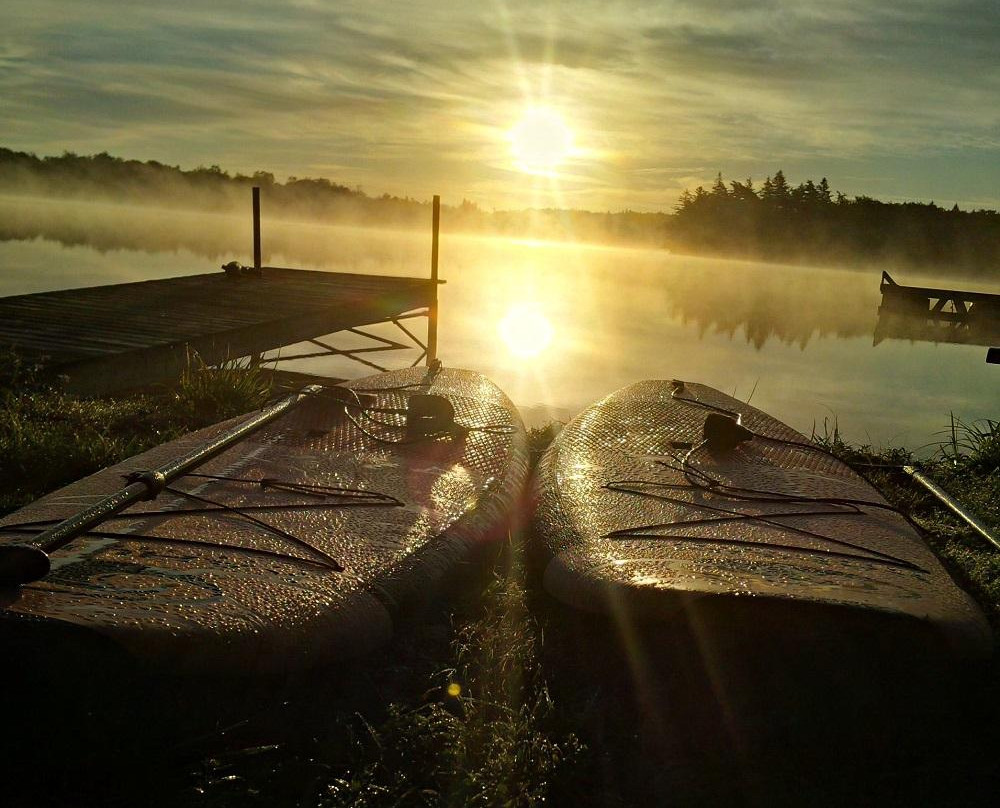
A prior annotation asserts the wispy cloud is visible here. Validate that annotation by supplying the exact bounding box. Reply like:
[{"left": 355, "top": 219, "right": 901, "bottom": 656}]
[{"left": 1, "top": 0, "right": 997, "bottom": 209}]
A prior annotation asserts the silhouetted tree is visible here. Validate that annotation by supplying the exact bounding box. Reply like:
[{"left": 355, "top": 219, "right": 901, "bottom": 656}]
[
  {"left": 672, "top": 168, "right": 1000, "bottom": 273},
  {"left": 729, "top": 178, "right": 757, "bottom": 202},
  {"left": 765, "top": 170, "right": 791, "bottom": 210},
  {"left": 818, "top": 177, "right": 832, "bottom": 204}
]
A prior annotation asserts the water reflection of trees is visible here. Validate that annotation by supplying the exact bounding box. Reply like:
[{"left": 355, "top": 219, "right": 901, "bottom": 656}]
[
  {"left": 661, "top": 261, "right": 876, "bottom": 349},
  {"left": 0, "top": 198, "right": 243, "bottom": 260},
  {"left": 0, "top": 197, "right": 427, "bottom": 273}
]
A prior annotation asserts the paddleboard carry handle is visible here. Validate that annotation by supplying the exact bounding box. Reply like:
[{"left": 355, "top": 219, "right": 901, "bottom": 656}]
[
  {"left": 702, "top": 412, "right": 753, "bottom": 452},
  {"left": 405, "top": 394, "right": 457, "bottom": 439},
  {"left": 0, "top": 386, "right": 322, "bottom": 588}
]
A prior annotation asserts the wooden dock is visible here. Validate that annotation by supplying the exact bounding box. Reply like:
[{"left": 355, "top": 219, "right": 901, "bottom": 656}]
[
  {"left": 874, "top": 271, "right": 1000, "bottom": 359},
  {"left": 0, "top": 266, "right": 438, "bottom": 395}
]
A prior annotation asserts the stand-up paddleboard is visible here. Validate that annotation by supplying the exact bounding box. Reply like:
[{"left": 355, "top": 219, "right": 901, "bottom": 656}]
[
  {"left": 0, "top": 366, "right": 527, "bottom": 674},
  {"left": 533, "top": 380, "right": 991, "bottom": 656}
]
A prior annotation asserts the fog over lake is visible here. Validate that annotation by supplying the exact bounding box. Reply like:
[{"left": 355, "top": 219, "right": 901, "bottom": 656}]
[{"left": 1, "top": 195, "right": 996, "bottom": 451}]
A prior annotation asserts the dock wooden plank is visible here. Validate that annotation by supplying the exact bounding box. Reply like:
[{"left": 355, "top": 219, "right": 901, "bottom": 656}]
[{"left": 0, "top": 266, "right": 436, "bottom": 394}]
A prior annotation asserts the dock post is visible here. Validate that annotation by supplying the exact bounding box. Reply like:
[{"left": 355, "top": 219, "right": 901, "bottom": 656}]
[
  {"left": 252, "top": 186, "right": 262, "bottom": 274},
  {"left": 427, "top": 194, "right": 440, "bottom": 365}
]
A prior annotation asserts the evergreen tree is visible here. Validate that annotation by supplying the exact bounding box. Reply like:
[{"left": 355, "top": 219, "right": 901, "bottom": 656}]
[
  {"left": 818, "top": 177, "right": 831, "bottom": 203},
  {"left": 792, "top": 179, "right": 817, "bottom": 210},
  {"left": 729, "top": 178, "right": 758, "bottom": 203},
  {"left": 771, "top": 170, "right": 790, "bottom": 200},
  {"left": 675, "top": 189, "right": 694, "bottom": 211}
]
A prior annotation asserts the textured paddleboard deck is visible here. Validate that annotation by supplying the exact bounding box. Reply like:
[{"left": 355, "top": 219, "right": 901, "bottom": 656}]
[
  {"left": 533, "top": 380, "right": 991, "bottom": 657},
  {"left": 0, "top": 367, "right": 528, "bottom": 674}
]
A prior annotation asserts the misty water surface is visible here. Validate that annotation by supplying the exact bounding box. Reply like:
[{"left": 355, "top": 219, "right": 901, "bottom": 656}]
[{"left": 1, "top": 195, "right": 996, "bottom": 450}]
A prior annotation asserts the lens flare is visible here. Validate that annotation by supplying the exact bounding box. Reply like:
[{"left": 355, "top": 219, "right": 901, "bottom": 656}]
[{"left": 499, "top": 303, "right": 554, "bottom": 358}]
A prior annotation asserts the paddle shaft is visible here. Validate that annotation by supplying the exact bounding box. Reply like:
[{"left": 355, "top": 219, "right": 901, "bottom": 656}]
[
  {"left": 903, "top": 465, "right": 1000, "bottom": 552},
  {"left": 0, "top": 386, "right": 320, "bottom": 586}
]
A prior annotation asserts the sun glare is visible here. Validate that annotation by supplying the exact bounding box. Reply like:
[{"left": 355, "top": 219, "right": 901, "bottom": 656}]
[
  {"left": 499, "top": 303, "right": 554, "bottom": 358},
  {"left": 509, "top": 108, "right": 574, "bottom": 175}
]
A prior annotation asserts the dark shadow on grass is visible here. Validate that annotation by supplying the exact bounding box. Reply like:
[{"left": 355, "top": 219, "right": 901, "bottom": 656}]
[{"left": 530, "top": 571, "right": 1000, "bottom": 808}]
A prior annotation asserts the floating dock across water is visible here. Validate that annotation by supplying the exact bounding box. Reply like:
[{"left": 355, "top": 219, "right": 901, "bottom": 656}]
[{"left": 874, "top": 271, "right": 1000, "bottom": 363}]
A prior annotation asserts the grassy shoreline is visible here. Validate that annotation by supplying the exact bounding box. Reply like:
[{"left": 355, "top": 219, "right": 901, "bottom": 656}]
[
  {"left": 2, "top": 364, "right": 998, "bottom": 806},
  {"left": 0, "top": 351, "right": 273, "bottom": 515}
]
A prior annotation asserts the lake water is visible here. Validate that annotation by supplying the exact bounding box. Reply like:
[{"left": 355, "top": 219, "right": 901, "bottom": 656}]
[{"left": 1, "top": 195, "right": 997, "bottom": 451}]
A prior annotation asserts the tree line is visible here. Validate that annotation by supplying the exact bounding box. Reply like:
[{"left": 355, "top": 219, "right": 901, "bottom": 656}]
[
  {"left": 0, "top": 147, "right": 431, "bottom": 227},
  {"left": 1, "top": 148, "right": 997, "bottom": 274},
  {"left": 673, "top": 170, "right": 999, "bottom": 274}
]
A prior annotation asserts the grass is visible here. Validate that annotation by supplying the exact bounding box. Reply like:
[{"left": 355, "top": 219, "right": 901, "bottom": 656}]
[
  {"left": 319, "top": 556, "right": 580, "bottom": 807},
  {"left": 2, "top": 367, "right": 998, "bottom": 806},
  {"left": 0, "top": 349, "right": 273, "bottom": 514},
  {"left": 143, "top": 545, "right": 580, "bottom": 808}
]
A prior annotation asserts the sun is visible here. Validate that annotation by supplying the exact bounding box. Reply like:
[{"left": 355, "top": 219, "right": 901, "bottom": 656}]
[
  {"left": 509, "top": 107, "right": 574, "bottom": 175},
  {"left": 498, "top": 304, "right": 554, "bottom": 358}
]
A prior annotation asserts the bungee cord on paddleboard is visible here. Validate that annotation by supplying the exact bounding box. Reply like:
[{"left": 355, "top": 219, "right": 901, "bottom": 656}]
[
  {"left": 0, "top": 472, "right": 408, "bottom": 574},
  {"left": 600, "top": 380, "right": 926, "bottom": 572}
]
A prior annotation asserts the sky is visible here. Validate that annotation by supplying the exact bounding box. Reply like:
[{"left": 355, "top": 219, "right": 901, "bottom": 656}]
[{"left": 2, "top": 0, "right": 999, "bottom": 211}]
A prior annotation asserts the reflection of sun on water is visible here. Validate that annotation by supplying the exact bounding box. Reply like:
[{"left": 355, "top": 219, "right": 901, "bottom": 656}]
[{"left": 499, "top": 304, "right": 554, "bottom": 358}]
